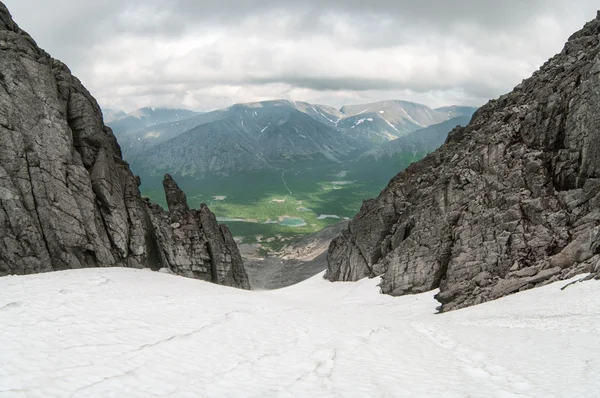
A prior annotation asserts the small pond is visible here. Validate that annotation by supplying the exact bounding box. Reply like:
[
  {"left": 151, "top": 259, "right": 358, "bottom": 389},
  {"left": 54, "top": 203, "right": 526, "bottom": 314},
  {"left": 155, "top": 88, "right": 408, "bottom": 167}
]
[{"left": 279, "top": 217, "right": 307, "bottom": 227}]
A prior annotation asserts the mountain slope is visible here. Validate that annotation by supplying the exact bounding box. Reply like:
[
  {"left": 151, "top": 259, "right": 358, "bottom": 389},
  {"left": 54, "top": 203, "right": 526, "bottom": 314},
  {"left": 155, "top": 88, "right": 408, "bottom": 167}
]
[
  {"left": 135, "top": 117, "right": 269, "bottom": 178},
  {"left": 327, "top": 12, "right": 600, "bottom": 311},
  {"left": 108, "top": 107, "right": 200, "bottom": 138},
  {"left": 125, "top": 99, "right": 464, "bottom": 179},
  {"left": 291, "top": 101, "right": 344, "bottom": 126},
  {"left": 132, "top": 100, "right": 361, "bottom": 177},
  {"left": 117, "top": 100, "right": 349, "bottom": 162},
  {"left": 337, "top": 100, "right": 450, "bottom": 142},
  {"left": 359, "top": 116, "right": 473, "bottom": 161},
  {"left": 258, "top": 109, "right": 353, "bottom": 164},
  {"left": 116, "top": 99, "right": 466, "bottom": 181},
  {"left": 116, "top": 110, "right": 228, "bottom": 159}
]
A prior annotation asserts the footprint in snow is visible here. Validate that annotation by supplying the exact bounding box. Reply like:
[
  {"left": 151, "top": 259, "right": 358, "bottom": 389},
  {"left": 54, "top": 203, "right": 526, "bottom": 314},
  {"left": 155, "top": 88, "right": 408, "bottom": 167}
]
[
  {"left": 0, "top": 301, "right": 24, "bottom": 310},
  {"left": 412, "top": 323, "right": 540, "bottom": 395},
  {"left": 311, "top": 349, "right": 336, "bottom": 377}
]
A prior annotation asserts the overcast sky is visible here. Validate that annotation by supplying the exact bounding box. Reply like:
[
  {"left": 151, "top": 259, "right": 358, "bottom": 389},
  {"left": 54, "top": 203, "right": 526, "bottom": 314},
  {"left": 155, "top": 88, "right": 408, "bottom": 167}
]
[{"left": 5, "top": 0, "right": 599, "bottom": 112}]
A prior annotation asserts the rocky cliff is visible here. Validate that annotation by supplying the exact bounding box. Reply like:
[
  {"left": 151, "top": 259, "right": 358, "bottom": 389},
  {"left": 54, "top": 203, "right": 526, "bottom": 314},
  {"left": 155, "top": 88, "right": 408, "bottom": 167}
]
[
  {"left": 0, "top": 3, "right": 249, "bottom": 289},
  {"left": 327, "top": 12, "right": 600, "bottom": 311}
]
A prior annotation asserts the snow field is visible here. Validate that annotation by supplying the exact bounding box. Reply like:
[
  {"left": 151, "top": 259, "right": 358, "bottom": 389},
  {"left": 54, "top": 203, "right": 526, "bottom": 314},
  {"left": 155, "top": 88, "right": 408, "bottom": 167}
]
[{"left": 0, "top": 268, "right": 599, "bottom": 397}]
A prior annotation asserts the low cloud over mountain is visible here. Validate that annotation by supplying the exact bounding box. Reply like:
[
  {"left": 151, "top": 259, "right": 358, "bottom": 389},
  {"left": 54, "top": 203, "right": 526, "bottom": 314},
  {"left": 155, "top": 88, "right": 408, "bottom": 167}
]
[{"left": 5, "top": 0, "right": 598, "bottom": 112}]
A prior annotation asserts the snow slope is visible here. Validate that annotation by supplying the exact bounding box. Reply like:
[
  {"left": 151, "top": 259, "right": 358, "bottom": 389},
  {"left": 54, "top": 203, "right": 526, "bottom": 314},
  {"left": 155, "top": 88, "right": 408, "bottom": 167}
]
[{"left": 1, "top": 269, "right": 599, "bottom": 397}]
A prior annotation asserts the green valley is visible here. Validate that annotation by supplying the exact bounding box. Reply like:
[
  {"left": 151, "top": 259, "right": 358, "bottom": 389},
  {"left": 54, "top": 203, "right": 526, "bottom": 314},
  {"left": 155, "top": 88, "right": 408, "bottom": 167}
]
[
  {"left": 112, "top": 100, "right": 475, "bottom": 253},
  {"left": 136, "top": 153, "right": 424, "bottom": 252}
]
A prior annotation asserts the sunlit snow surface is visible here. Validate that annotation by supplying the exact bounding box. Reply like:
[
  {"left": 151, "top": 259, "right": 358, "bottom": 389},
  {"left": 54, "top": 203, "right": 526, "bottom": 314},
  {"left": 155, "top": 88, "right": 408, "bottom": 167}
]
[{"left": 1, "top": 269, "right": 599, "bottom": 397}]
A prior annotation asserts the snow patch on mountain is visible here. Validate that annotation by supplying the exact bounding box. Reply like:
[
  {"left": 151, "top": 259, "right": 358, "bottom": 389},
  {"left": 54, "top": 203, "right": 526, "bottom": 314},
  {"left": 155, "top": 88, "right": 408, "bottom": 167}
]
[
  {"left": 382, "top": 117, "right": 400, "bottom": 132},
  {"left": 352, "top": 118, "right": 374, "bottom": 128}
]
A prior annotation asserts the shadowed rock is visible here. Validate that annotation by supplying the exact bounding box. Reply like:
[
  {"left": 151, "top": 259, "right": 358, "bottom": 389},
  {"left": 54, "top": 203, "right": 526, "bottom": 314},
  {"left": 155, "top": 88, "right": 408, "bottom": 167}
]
[{"left": 164, "top": 174, "right": 190, "bottom": 214}]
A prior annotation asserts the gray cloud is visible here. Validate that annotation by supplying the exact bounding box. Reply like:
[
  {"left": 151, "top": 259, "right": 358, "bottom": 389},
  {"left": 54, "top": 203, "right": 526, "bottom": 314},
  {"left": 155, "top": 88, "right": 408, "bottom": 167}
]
[{"left": 4, "top": 0, "right": 598, "bottom": 111}]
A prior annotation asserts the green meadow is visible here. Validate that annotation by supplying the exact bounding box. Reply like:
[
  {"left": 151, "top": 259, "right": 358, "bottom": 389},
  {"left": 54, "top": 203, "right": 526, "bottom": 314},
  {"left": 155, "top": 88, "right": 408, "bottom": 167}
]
[{"left": 136, "top": 153, "right": 425, "bottom": 251}]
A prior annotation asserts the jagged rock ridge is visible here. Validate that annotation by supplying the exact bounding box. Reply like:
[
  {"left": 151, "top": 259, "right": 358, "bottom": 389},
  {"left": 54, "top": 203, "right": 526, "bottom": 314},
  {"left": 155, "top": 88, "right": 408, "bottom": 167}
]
[
  {"left": 0, "top": 3, "right": 249, "bottom": 289},
  {"left": 327, "top": 12, "right": 600, "bottom": 311}
]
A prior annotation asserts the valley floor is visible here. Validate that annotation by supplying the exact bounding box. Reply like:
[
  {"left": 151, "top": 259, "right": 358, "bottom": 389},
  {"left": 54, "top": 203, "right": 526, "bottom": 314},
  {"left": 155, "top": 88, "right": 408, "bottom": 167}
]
[{"left": 1, "top": 269, "right": 599, "bottom": 397}]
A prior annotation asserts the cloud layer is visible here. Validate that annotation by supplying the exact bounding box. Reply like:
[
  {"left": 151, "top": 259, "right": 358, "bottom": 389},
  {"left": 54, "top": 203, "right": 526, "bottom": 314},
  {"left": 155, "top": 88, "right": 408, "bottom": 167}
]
[{"left": 5, "top": 0, "right": 599, "bottom": 111}]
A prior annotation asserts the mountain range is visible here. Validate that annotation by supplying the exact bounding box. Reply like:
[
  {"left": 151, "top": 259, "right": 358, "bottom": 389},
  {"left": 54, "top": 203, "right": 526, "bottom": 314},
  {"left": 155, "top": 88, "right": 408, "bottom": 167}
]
[{"left": 107, "top": 100, "right": 477, "bottom": 178}]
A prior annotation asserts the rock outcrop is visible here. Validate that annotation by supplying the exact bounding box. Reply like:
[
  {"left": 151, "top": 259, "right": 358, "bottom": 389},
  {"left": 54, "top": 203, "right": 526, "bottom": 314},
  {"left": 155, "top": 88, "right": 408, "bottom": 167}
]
[
  {"left": 0, "top": 3, "right": 249, "bottom": 289},
  {"left": 326, "top": 12, "right": 600, "bottom": 311},
  {"left": 146, "top": 175, "right": 250, "bottom": 289}
]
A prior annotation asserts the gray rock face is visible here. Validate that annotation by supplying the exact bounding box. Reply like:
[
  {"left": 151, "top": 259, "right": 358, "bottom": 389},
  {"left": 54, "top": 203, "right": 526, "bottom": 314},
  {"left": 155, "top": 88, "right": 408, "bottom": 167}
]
[
  {"left": 326, "top": 13, "right": 600, "bottom": 311},
  {"left": 0, "top": 3, "right": 249, "bottom": 289},
  {"left": 146, "top": 176, "right": 250, "bottom": 289}
]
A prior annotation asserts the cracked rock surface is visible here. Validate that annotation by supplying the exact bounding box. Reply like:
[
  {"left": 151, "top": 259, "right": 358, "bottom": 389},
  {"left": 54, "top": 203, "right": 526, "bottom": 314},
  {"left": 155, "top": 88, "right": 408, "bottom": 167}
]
[
  {"left": 326, "top": 12, "right": 600, "bottom": 311},
  {"left": 0, "top": 3, "right": 249, "bottom": 289}
]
